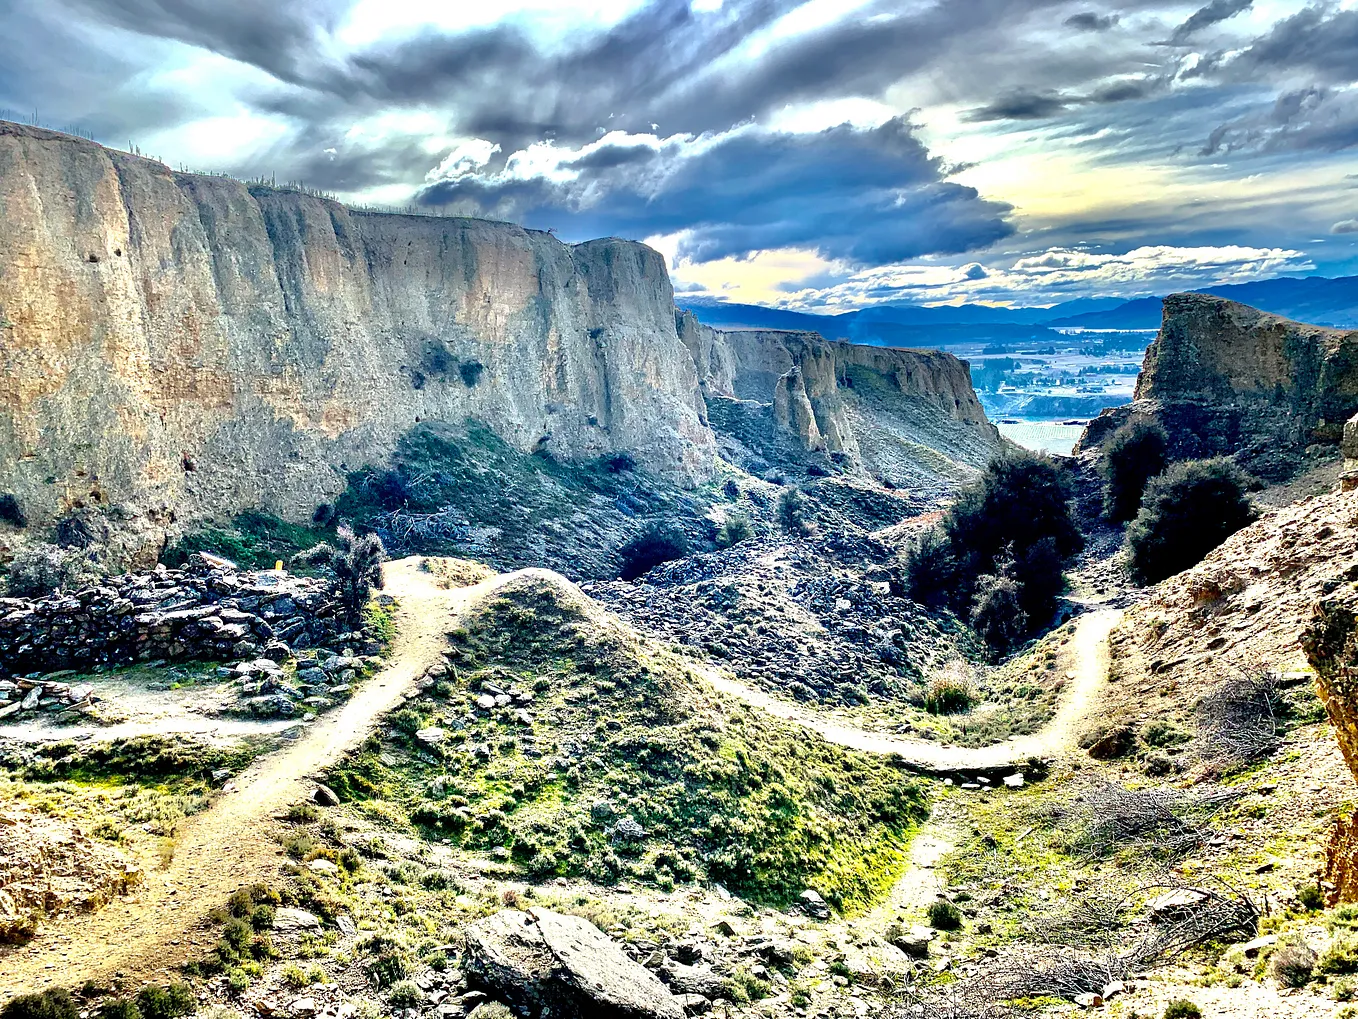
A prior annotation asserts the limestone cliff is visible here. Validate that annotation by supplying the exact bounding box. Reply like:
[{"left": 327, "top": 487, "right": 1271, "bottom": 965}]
[
  {"left": 678, "top": 313, "right": 998, "bottom": 487},
  {"left": 0, "top": 122, "right": 713, "bottom": 543},
  {"left": 1079, "top": 294, "right": 1358, "bottom": 475}
]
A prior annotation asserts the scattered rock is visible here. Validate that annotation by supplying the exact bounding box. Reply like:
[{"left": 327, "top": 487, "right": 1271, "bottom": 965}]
[{"left": 798, "top": 889, "right": 831, "bottom": 920}]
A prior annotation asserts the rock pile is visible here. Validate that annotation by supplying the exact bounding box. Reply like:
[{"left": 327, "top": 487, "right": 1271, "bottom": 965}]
[{"left": 0, "top": 554, "right": 346, "bottom": 677}]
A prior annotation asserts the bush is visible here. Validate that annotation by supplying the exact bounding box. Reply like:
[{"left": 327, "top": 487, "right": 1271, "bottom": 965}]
[
  {"left": 1, "top": 990, "right": 77, "bottom": 1019},
  {"left": 291, "top": 524, "right": 386, "bottom": 625},
  {"left": 1163, "top": 1001, "right": 1201, "bottom": 1019},
  {"left": 906, "top": 453, "right": 1082, "bottom": 633},
  {"left": 970, "top": 570, "right": 1028, "bottom": 658},
  {"left": 1319, "top": 934, "right": 1358, "bottom": 975},
  {"left": 777, "top": 488, "right": 815, "bottom": 537},
  {"left": 925, "top": 677, "right": 975, "bottom": 716},
  {"left": 1126, "top": 458, "right": 1257, "bottom": 585},
  {"left": 134, "top": 986, "right": 194, "bottom": 1019},
  {"left": 0, "top": 493, "right": 25, "bottom": 528},
  {"left": 97, "top": 1003, "right": 139, "bottom": 1019},
  {"left": 1272, "top": 945, "right": 1317, "bottom": 987},
  {"left": 4, "top": 542, "right": 105, "bottom": 597},
  {"left": 1102, "top": 419, "right": 1169, "bottom": 523},
  {"left": 1299, "top": 883, "right": 1326, "bottom": 911},
  {"left": 927, "top": 900, "right": 963, "bottom": 931},
  {"left": 714, "top": 512, "right": 753, "bottom": 550},
  {"left": 617, "top": 523, "right": 689, "bottom": 581},
  {"left": 387, "top": 982, "right": 423, "bottom": 1008}
]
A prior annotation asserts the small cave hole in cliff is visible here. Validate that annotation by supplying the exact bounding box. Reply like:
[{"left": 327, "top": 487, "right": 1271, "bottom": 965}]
[{"left": 86, "top": 253, "right": 100, "bottom": 263}]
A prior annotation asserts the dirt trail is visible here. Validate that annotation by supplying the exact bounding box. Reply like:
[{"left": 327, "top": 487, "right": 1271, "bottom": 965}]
[
  {"left": 700, "top": 607, "right": 1123, "bottom": 772},
  {"left": 0, "top": 558, "right": 489, "bottom": 999}
]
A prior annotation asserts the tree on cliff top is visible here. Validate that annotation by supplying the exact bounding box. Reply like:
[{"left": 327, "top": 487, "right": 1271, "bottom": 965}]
[
  {"left": 1126, "top": 458, "right": 1257, "bottom": 585},
  {"left": 1101, "top": 419, "right": 1169, "bottom": 523},
  {"left": 292, "top": 524, "right": 386, "bottom": 625}
]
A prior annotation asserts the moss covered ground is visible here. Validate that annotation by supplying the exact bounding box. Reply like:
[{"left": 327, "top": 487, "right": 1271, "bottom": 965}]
[{"left": 324, "top": 573, "right": 929, "bottom": 915}]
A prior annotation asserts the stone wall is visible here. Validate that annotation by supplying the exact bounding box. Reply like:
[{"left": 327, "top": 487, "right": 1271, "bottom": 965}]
[{"left": 0, "top": 556, "right": 346, "bottom": 680}]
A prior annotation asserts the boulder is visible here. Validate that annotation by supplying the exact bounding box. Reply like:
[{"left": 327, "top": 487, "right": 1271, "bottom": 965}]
[
  {"left": 798, "top": 889, "right": 831, "bottom": 920},
  {"left": 312, "top": 783, "right": 341, "bottom": 807},
  {"left": 463, "top": 908, "right": 684, "bottom": 1019}
]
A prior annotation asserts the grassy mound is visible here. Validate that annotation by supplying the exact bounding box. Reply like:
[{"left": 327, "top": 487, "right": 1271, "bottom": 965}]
[{"left": 326, "top": 572, "right": 928, "bottom": 914}]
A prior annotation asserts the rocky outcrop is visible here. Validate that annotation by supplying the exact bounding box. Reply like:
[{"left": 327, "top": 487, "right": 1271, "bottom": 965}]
[
  {"left": 1078, "top": 295, "right": 1358, "bottom": 476},
  {"left": 463, "top": 908, "right": 684, "bottom": 1019},
  {"left": 0, "top": 555, "right": 348, "bottom": 676},
  {"left": 0, "top": 122, "right": 713, "bottom": 550},
  {"left": 677, "top": 312, "right": 997, "bottom": 485}
]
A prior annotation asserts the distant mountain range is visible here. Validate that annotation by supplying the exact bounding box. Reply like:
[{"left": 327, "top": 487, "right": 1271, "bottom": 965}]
[{"left": 679, "top": 273, "right": 1358, "bottom": 346}]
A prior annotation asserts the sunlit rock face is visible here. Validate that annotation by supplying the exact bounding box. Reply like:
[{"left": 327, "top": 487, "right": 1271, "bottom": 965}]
[{"left": 0, "top": 122, "right": 714, "bottom": 548}]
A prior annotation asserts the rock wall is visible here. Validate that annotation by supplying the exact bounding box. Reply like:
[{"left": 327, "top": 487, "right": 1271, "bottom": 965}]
[
  {"left": 1079, "top": 294, "right": 1358, "bottom": 475},
  {"left": 0, "top": 122, "right": 713, "bottom": 550},
  {"left": 677, "top": 312, "right": 996, "bottom": 483},
  {"left": 0, "top": 557, "right": 347, "bottom": 678}
]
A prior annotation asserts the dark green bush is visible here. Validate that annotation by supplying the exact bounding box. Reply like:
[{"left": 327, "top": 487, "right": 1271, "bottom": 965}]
[
  {"left": 1, "top": 989, "right": 77, "bottom": 1019},
  {"left": 970, "top": 570, "right": 1028, "bottom": 658},
  {"left": 715, "top": 513, "right": 753, "bottom": 549},
  {"left": 617, "top": 523, "right": 689, "bottom": 581},
  {"left": 1299, "top": 883, "right": 1326, "bottom": 911},
  {"left": 96, "top": 1002, "right": 139, "bottom": 1019},
  {"left": 0, "top": 493, "right": 25, "bottom": 528},
  {"left": 1162, "top": 1001, "right": 1201, "bottom": 1019},
  {"left": 926, "top": 900, "right": 963, "bottom": 931},
  {"left": 135, "top": 984, "right": 195, "bottom": 1019},
  {"left": 1126, "top": 458, "right": 1257, "bottom": 585},
  {"left": 906, "top": 453, "right": 1082, "bottom": 633},
  {"left": 777, "top": 489, "right": 815, "bottom": 537},
  {"left": 1102, "top": 419, "right": 1169, "bottom": 523}
]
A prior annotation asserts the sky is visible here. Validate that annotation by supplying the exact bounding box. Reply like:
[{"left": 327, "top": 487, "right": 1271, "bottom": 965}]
[{"left": 2, "top": 0, "right": 1357, "bottom": 311}]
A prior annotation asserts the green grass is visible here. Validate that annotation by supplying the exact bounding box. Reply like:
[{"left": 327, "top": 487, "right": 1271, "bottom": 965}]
[
  {"left": 162, "top": 510, "right": 335, "bottom": 570},
  {"left": 326, "top": 574, "right": 929, "bottom": 914}
]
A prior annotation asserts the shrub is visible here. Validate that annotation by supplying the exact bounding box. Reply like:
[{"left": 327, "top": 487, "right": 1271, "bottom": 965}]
[
  {"left": 1, "top": 989, "right": 77, "bottom": 1019},
  {"left": 927, "top": 900, "right": 963, "bottom": 931},
  {"left": 1126, "top": 458, "right": 1257, "bottom": 585},
  {"left": 1272, "top": 945, "right": 1317, "bottom": 987},
  {"left": 135, "top": 985, "right": 194, "bottom": 1019},
  {"left": 291, "top": 523, "right": 386, "bottom": 625},
  {"left": 714, "top": 512, "right": 753, "bottom": 550},
  {"left": 466, "top": 1006, "right": 512, "bottom": 1019},
  {"left": 1320, "top": 934, "right": 1358, "bottom": 975},
  {"left": 907, "top": 453, "right": 1082, "bottom": 634},
  {"left": 1101, "top": 419, "right": 1169, "bottom": 523},
  {"left": 387, "top": 982, "right": 423, "bottom": 1008},
  {"left": 0, "top": 493, "right": 25, "bottom": 528},
  {"left": 97, "top": 1003, "right": 139, "bottom": 1019},
  {"left": 287, "top": 802, "right": 320, "bottom": 823},
  {"left": 925, "top": 676, "right": 975, "bottom": 716},
  {"left": 226, "top": 969, "right": 249, "bottom": 996},
  {"left": 777, "top": 488, "right": 815, "bottom": 537},
  {"left": 366, "top": 949, "right": 408, "bottom": 989},
  {"left": 970, "top": 570, "right": 1028, "bottom": 658},
  {"left": 1163, "top": 1001, "right": 1201, "bottom": 1019},
  {"left": 617, "top": 523, "right": 689, "bottom": 581},
  {"left": 1299, "top": 883, "right": 1326, "bottom": 912},
  {"left": 4, "top": 542, "right": 105, "bottom": 597},
  {"left": 724, "top": 965, "right": 772, "bottom": 1004}
]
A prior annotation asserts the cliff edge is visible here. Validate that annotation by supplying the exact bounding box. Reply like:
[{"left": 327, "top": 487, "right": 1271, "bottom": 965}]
[
  {"left": 0, "top": 122, "right": 713, "bottom": 542},
  {"left": 1078, "top": 294, "right": 1358, "bottom": 475}
]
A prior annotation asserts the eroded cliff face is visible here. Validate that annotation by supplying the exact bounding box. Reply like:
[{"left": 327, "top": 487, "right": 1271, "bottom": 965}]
[
  {"left": 1079, "top": 294, "right": 1358, "bottom": 476},
  {"left": 0, "top": 123, "right": 713, "bottom": 542},
  {"left": 678, "top": 312, "right": 997, "bottom": 487}
]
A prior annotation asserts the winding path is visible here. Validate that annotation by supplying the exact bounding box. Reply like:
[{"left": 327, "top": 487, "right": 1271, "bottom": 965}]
[
  {"left": 699, "top": 607, "right": 1123, "bottom": 772},
  {"left": 0, "top": 558, "right": 486, "bottom": 999}
]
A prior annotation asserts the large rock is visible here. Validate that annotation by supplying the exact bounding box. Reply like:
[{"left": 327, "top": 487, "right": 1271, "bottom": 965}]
[
  {"left": 0, "top": 121, "right": 714, "bottom": 549},
  {"left": 1078, "top": 294, "right": 1358, "bottom": 478},
  {"left": 462, "top": 908, "right": 684, "bottom": 1019}
]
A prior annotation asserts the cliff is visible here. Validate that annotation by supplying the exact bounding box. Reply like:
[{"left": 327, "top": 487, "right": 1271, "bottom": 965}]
[
  {"left": 0, "top": 122, "right": 713, "bottom": 543},
  {"left": 678, "top": 313, "right": 997, "bottom": 486},
  {"left": 1078, "top": 294, "right": 1358, "bottom": 476}
]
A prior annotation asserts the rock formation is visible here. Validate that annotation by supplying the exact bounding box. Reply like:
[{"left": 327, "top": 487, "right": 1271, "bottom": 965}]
[
  {"left": 0, "top": 122, "right": 712, "bottom": 545},
  {"left": 0, "top": 122, "right": 998, "bottom": 558},
  {"left": 678, "top": 313, "right": 996, "bottom": 483},
  {"left": 1079, "top": 294, "right": 1358, "bottom": 476}
]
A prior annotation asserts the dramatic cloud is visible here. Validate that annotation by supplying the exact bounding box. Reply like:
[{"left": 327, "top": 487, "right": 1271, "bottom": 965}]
[
  {"left": 420, "top": 119, "right": 1015, "bottom": 266},
  {"left": 0, "top": 0, "right": 1355, "bottom": 309},
  {"left": 1166, "top": 0, "right": 1253, "bottom": 45}
]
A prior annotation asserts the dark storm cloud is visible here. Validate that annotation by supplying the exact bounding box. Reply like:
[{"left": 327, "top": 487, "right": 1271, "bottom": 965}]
[
  {"left": 965, "top": 90, "right": 1072, "bottom": 122},
  {"left": 419, "top": 118, "right": 1015, "bottom": 266},
  {"left": 1166, "top": 0, "right": 1253, "bottom": 45},
  {"left": 1064, "top": 12, "right": 1120, "bottom": 31},
  {"left": 1229, "top": 5, "right": 1358, "bottom": 84},
  {"left": 56, "top": 0, "right": 348, "bottom": 87}
]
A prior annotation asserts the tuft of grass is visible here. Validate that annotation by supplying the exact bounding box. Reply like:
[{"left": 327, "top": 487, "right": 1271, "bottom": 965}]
[
  {"left": 925, "top": 676, "right": 975, "bottom": 715},
  {"left": 1163, "top": 1002, "right": 1201, "bottom": 1019},
  {"left": 926, "top": 900, "right": 964, "bottom": 931}
]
